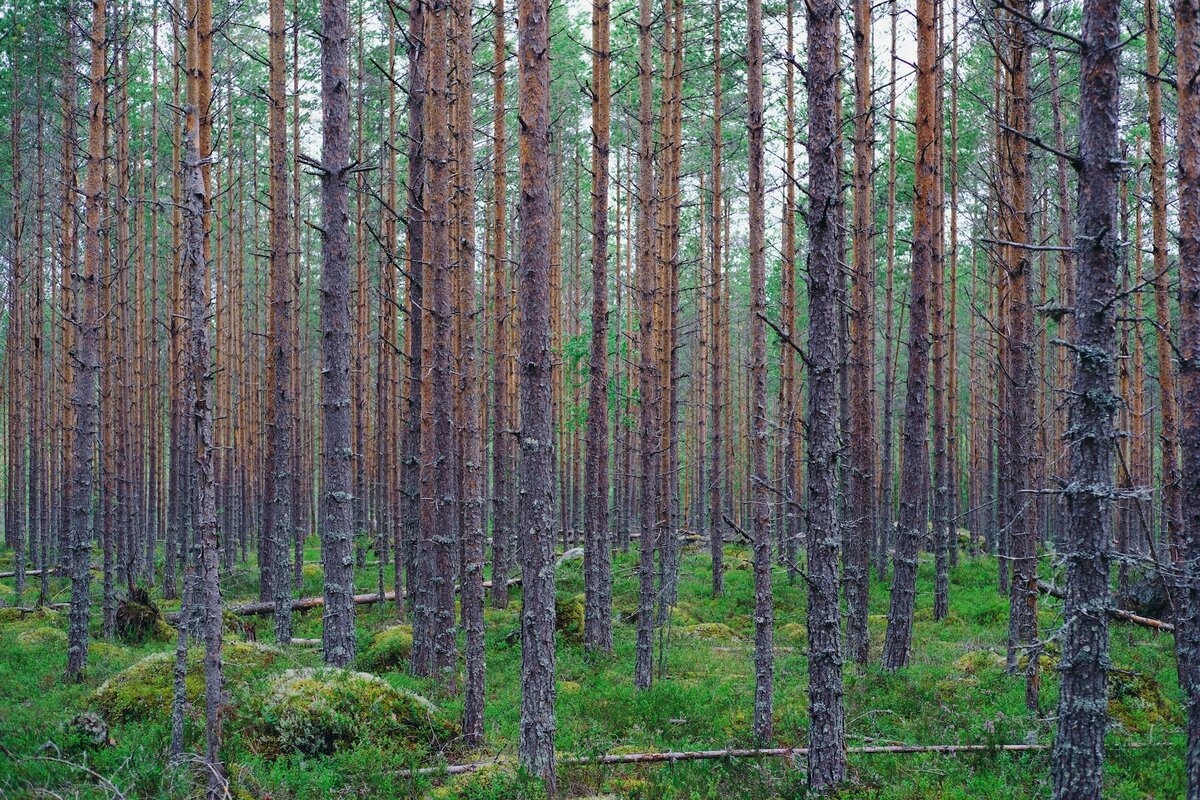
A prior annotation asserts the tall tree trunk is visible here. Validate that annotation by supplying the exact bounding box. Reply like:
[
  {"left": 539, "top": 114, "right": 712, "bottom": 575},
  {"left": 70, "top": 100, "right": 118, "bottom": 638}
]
[
  {"left": 747, "top": 0, "right": 773, "bottom": 744},
  {"left": 1173, "top": 0, "right": 1200, "bottom": 793},
  {"left": 516, "top": 0, "right": 557, "bottom": 786},
  {"left": 633, "top": 0, "right": 659, "bottom": 692},
  {"left": 805, "top": 0, "right": 848, "bottom": 783},
  {"left": 881, "top": 0, "right": 936, "bottom": 672},
  {"left": 318, "top": 0, "right": 356, "bottom": 667},
  {"left": 1050, "top": 0, "right": 1122, "bottom": 793},
  {"left": 846, "top": 0, "right": 875, "bottom": 665},
  {"left": 267, "top": 0, "right": 294, "bottom": 644},
  {"left": 66, "top": 0, "right": 105, "bottom": 681},
  {"left": 453, "top": 0, "right": 485, "bottom": 743},
  {"left": 584, "top": 0, "right": 613, "bottom": 652},
  {"left": 707, "top": 0, "right": 724, "bottom": 598}
]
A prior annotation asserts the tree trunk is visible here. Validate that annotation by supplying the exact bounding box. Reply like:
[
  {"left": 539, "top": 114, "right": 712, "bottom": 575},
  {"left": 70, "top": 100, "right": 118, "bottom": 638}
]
[
  {"left": 804, "top": 0, "right": 848, "bottom": 783},
  {"left": 1050, "top": 0, "right": 1121, "bottom": 793},
  {"left": 66, "top": 0, "right": 105, "bottom": 682},
  {"left": 516, "top": 0, "right": 557, "bottom": 786},
  {"left": 318, "top": 0, "right": 357, "bottom": 667},
  {"left": 882, "top": 0, "right": 936, "bottom": 672},
  {"left": 584, "top": 0, "right": 613, "bottom": 652}
]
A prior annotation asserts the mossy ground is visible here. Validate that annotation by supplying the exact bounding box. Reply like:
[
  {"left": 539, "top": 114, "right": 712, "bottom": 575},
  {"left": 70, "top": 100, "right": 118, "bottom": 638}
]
[{"left": 0, "top": 541, "right": 1185, "bottom": 798}]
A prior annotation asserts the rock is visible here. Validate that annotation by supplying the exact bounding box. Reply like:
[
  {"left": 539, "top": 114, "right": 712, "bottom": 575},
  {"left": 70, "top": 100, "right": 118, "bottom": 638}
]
[
  {"left": 1120, "top": 574, "right": 1171, "bottom": 619},
  {"left": 556, "top": 547, "right": 585, "bottom": 569},
  {"left": 254, "top": 667, "right": 457, "bottom": 757},
  {"left": 358, "top": 624, "right": 414, "bottom": 673}
]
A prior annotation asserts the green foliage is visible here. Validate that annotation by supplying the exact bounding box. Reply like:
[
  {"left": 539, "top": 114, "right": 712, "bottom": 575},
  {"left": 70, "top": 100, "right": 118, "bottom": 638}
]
[
  {"left": 555, "top": 594, "right": 586, "bottom": 643},
  {"left": 426, "top": 763, "right": 546, "bottom": 800}
]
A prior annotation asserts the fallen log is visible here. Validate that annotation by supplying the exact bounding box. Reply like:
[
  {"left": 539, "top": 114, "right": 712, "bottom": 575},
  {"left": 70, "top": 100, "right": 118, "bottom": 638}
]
[
  {"left": 1036, "top": 580, "right": 1175, "bottom": 633},
  {"left": 406, "top": 742, "right": 1057, "bottom": 778},
  {"left": 166, "top": 577, "right": 523, "bottom": 623}
]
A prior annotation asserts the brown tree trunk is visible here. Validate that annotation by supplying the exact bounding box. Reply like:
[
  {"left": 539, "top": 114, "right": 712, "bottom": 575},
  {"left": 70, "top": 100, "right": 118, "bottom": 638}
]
[
  {"left": 1050, "top": 0, "right": 1122, "bottom": 792},
  {"left": 708, "top": 0, "right": 724, "bottom": 598},
  {"left": 846, "top": 0, "right": 875, "bottom": 665},
  {"left": 584, "top": 0, "right": 613, "bottom": 652},
  {"left": 881, "top": 0, "right": 935, "bottom": 672}
]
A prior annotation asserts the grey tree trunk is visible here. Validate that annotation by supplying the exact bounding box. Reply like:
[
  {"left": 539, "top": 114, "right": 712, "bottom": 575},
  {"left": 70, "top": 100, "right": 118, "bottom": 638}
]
[
  {"left": 804, "top": 0, "right": 848, "bottom": 785},
  {"left": 318, "top": 0, "right": 356, "bottom": 667},
  {"left": 1050, "top": 0, "right": 1121, "bottom": 794},
  {"left": 66, "top": 0, "right": 105, "bottom": 682},
  {"left": 1173, "top": 0, "right": 1200, "bottom": 794},
  {"left": 516, "top": 0, "right": 557, "bottom": 788}
]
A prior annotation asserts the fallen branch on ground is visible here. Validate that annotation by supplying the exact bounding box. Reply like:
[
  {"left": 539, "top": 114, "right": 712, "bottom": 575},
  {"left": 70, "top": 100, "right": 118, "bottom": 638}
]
[
  {"left": 165, "top": 578, "right": 522, "bottom": 622},
  {"left": 1036, "top": 580, "right": 1174, "bottom": 633},
  {"left": 406, "top": 742, "right": 1058, "bottom": 777}
]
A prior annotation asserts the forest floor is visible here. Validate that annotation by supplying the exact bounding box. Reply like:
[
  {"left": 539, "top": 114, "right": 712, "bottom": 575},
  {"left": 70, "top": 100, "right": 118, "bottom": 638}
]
[{"left": 0, "top": 541, "right": 1186, "bottom": 799}]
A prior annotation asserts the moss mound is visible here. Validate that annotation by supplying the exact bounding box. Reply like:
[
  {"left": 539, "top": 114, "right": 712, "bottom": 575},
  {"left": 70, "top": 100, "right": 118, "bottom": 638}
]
[
  {"left": 0, "top": 605, "right": 60, "bottom": 625},
  {"left": 952, "top": 649, "right": 1005, "bottom": 676},
  {"left": 555, "top": 594, "right": 585, "bottom": 643},
  {"left": 92, "top": 641, "right": 280, "bottom": 723},
  {"left": 426, "top": 762, "right": 545, "bottom": 800},
  {"left": 681, "top": 622, "right": 739, "bottom": 641},
  {"left": 777, "top": 622, "right": 807, "bottom": 642},
  {"left": 1108, "top": 669, "right": 1179, "bottom": 734},
  {"left": 17, "top": 626, "right": 67, "bottom": 647},
  {"left": 251, "top": 667, "right": 456, "bottom": 757},
  {"left": 358, "top": 624, "right": 414, "bottom": 673},
  {"left": 115, "top": 592, "right": 175, "bottom": 644}
]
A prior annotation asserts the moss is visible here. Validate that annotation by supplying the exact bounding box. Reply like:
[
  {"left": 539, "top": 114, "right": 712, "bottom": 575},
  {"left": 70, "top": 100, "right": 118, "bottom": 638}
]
[
  {"left": 0, "top": 606, "right": 60, "bottom": 625},
  {"left": 777, "top": 622, "right": 807, "bottom": 641},
  {"left": 681, "top": 622, "right": 739, "bottom": 641},
  {"left": 425, "top": 762, "right": 545, "bottom": 800},
  {"left": 555, "top": 594, "right": 585, "bottom": 643},
  {"left": 115, "top": 596, "right": 175, "bottom": 644},
  {"left": 868, "top": 614, "right": 889, "bottom": 627},
  {"left": 92, "top": 641, "right": 280, "bottom": 723},
  {"left": 1108, "top": 669, "right": 1179, "bottom": 734},
  {"left": 558, "top": 680, "right": 581, "bottom": 694},
  {"left": 251, "top": 667, "right": 457, "bottom": 757},
  {"left": 952, "top": 649, "right": 1006, "bottom": 676},
  {"left": 358, "top": 624, "right": 414, "bottom": 673},
  {"left": 16, "top": 626, "right": 67, "bottom": 647}
]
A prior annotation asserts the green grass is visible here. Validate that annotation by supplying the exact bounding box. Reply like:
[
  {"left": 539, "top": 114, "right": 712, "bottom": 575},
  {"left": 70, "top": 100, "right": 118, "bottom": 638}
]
[{"left": 0, "top": 541, "right": 1186, "bottom": 799}]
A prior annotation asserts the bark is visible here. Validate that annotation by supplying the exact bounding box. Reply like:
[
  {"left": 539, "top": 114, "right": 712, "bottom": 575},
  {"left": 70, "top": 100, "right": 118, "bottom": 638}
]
[
  {"left": 489, "top": 0, "right": 512, "bottom": 609},
  {"left": 516, "top": 0, "right": 557, "bottom": 786},
  {"left": 747, "top": 0, "right": 774, "bottom": 745},
  {"left": 708, "top": 0, "right": 724, "bottom": 598},
  {"left": 633, "top": 0, "right": 659, "bottom": 692},
  {"left": 1174, "top": 0, "right": 1200, "bottom": 794},
  {"left": 66, "top": 0, "right": 104, "bottom": 681},
  {"left": 805, "top": 0, "right": 848, "bottom": 783},
  {"left": 453, "top": 0, "right": 485, "bottom": 744},
  {"left": 1050, "top": 0, "right": 1122, "bottom": 793},
  {"left": 583, "top": 0, "right": 613, "bottom": 652},
  {"left": 318, "top": 0, "right": 357, "bottom": 667},
  {"left": 266, "top": 0, "right": 294, "bottom": 644},
  {"left": 881, "top": 0, "right": 936, "bottom": 672},
  {"left": 846, "top": 0, "right": 875, "bottom": 665}
]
